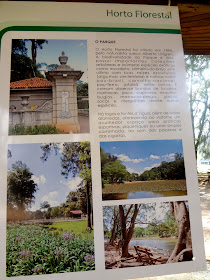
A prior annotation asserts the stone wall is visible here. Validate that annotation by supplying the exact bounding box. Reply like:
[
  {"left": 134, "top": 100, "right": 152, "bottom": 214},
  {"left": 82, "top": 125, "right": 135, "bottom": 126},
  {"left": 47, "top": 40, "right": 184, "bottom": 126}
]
[
  {"left": 10, "top": 88, "right": 52, "bottom": 109},
  {"left": 9, "top": 89, "right": 53, "bottom": 127}
]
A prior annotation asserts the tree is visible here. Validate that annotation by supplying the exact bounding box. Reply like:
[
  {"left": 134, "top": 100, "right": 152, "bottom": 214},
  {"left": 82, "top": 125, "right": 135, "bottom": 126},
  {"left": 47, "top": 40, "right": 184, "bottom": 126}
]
[
  {"left": 10, "top": 53, "right": 35, "bottom": 82},
  {"left": 40, "top": 201, "right": 51, "bottom": 219},
  {"left": 66, "top": 187, "right": 87, "bottom": 214},
  {"left": 61, "top": 142, "right": 92, "bottom": 229},
  {"left": 133, "top": 227, "right": 145, "bottom": 238},
  {"left": 8, "top": 149, "right": 12, "bottom": 158},
  {"left": 100, "top": 148, "right": 128, "bottom": 184},
  {"left": 36, "top": 62, "right": 58, "bottom": 77},
  {"left": 185, "top": 55, "right": 210, "bottom": 159},
  {"left": 119, "top": 204, "right": 141, "bottom": 257},
  {"left": 40, "top": 201, "right": 50, "bottom": 210},
  {"left": 29, "top": 39, "right": 48, "bottom": 73},
  {"left": 11, "top": 39, "right": 45, "bottom": 82},
  {"left": 139, "top": 154, "right": 185, "bottom": 181},
  {"left": 167, "top": 201, "right": 192, "bottom": 262},
  {"left": 50, "top": 206, "right": 61, "bottom": 218},
  {"left": 159, "top": 211, "right": 177, "bottom": 237},
  {"left": 102, "top": 160, "right": 128, "bottom": 184},
  {"left": 7, "top": 161, "right": 38, "bottom": 221},
  {"left": 109, "top": 206, "right": 120, "bottom": 245},
  {"left": 100, "top": 148, "right": 117, "bottom": 169},
  {"left": 77, "top": 81, "right": 88, "bottom": 96},
  {"left": 41, "top": 142, "right": 92, "bottom": 229},
  {"left": 12, "top": 39, "right": 27, "bottom": 55}
]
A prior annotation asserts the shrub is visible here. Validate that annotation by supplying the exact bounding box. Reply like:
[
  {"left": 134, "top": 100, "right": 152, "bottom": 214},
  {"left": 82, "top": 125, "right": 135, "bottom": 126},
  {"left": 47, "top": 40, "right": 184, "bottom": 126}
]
[{"left": 9, "top": 124, "right": 61, "bottom": 135}]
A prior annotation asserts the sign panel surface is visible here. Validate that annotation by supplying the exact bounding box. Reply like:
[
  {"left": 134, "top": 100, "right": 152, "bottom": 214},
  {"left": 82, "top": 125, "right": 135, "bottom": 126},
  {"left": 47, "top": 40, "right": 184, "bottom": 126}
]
[{"left": 0, "top": 2, "right": 206, "bottom": 280}]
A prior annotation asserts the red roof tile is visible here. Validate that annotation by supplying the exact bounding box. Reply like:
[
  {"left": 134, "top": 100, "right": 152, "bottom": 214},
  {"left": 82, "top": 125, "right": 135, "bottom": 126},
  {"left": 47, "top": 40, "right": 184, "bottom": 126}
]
[
  {"left": 70, "top": 210, "right": 83, "bottom": 214},
  {"left": 10, "top": 77, "right": 52, "bottom": 89}
]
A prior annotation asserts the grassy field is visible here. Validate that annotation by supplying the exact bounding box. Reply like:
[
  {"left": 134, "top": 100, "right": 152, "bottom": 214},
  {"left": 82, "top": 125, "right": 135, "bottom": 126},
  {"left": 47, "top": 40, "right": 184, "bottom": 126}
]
[
  {"left": 102, "top": 180, "right": 187, "bottom": 194},
  {"left": 48, "top": 220, "right": 94, "bottom": 240}
]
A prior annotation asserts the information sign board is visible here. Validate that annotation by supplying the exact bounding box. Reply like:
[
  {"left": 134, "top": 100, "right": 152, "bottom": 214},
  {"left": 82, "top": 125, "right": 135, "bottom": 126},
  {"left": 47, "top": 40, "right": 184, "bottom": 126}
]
[{"left": 0, "top": 2, "right": 206, "bottom": 280}]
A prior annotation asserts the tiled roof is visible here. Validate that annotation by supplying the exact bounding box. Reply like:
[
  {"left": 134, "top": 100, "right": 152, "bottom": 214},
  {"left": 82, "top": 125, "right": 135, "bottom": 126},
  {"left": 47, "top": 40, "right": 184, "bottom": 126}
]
[
  {"left": 10, "top": 77, "right": 52, "bottom": 89},
  {"left": 70, "top": 210, "right": 83, "bottom": 214}
]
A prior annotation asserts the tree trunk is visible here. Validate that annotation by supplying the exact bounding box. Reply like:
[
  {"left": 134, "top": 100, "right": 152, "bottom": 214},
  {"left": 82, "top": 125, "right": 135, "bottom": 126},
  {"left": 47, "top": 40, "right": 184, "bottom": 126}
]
[
  {"left": 17, "top": 203, "right": 25, "bottom": 221},
  {"left": 110, "top": 207, "right": 118, "bottom": 245},
  {"left": 31, "top": 39, "right": 37, "bottom": 73},
  {"left": 119, "top": 204, "right": 140, "bottom": 258},
  {"left": 86, "top": 181, "right": 92, "bottom": 229},
  {"left": 167, "top": 201, "right": 192, "bottom": 263}
]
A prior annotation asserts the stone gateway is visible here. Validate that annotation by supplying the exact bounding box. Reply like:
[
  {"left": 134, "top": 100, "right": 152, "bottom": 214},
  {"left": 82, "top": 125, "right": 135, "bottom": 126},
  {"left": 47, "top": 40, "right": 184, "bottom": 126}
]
[{"left": 10, "top": 52, "right": 86, "bottom": 134}]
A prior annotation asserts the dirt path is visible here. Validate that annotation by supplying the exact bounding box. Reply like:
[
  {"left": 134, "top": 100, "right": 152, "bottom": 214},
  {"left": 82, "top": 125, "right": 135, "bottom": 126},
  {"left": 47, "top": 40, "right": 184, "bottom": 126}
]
[{"left": 104, "top": 243, "right": 168, "bottom": 269}]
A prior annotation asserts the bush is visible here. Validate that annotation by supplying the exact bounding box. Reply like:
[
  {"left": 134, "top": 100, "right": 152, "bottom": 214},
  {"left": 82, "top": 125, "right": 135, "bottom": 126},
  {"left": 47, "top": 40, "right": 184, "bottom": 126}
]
[{"left": 9, "top": 124, "right": 61, "bottom": 135}]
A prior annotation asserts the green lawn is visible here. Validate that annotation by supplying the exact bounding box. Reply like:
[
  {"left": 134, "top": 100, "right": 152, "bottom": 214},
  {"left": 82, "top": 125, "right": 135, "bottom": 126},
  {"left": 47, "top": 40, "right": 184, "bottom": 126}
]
[
  {"left": 103, "top": 179, "right": 187, "bottom": 194},
  {"left": 48, "top": 220, "right": 94, "bottom": 240}
]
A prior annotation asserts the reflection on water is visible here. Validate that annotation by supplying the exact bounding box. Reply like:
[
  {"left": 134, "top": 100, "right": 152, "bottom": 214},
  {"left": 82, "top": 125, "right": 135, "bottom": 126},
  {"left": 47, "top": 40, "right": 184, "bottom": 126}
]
[
  {"left": 130, "top": 239, "right": 177, "bottom": 251},
  {"left": 128, "top": 190, "right": 187, "bottom": 199},
  {"left": 103, "top": 190, "right": 187, "bottom": 200}
]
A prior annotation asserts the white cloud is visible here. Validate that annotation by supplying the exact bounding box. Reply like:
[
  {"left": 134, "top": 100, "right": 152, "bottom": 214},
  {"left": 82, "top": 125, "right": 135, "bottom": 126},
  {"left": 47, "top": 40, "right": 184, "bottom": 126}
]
[
  {"left": 49, "top": 191, "right": 58, "bottom": 198},
  {"left": 126, "top": 167, "right": 140, "bottom": 175},
  {"left": 150, "top": 154, "right": 160, "bottom": 159},
  {"left": 162, "top": 153, "right": 175, "bottom": 160},
  {"left": 30, "top": 205, "right": 37, "bottom": 212},
  {"left": 40, "top": 175, "right": 46, "bottom": 184},
  {"left": 41, "top": 195, "right": 60, "bottom": 207},
  {"left": 114, "top": 153, "right": 144, "bottom": 163},
  {"left": 60, "top": 177, "right": 82, "bottom": 192},
  {"left": 32, "top": 175, "right": 46, "bottom": 185},
  {"left": 144, "top": 163, "right": 160, "bottom": 171},
  {"left": 31, "top": 175, "right": 39, "bottom": 184}
]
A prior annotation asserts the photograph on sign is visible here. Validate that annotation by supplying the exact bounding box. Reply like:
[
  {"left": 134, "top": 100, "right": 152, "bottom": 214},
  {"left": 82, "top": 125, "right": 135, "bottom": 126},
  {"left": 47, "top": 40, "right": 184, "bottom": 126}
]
[
  {"left": 9, "top": 39, "right": 89, "bottom": 135},
  {"left": 7, "top": 142, "right": 94, "bottom": 276},
  {"left": 103, "top": 201, "right": 192, "bottom": 269},
  {"left": 100, "top": 139, "right": 187, "bottom": 201}
]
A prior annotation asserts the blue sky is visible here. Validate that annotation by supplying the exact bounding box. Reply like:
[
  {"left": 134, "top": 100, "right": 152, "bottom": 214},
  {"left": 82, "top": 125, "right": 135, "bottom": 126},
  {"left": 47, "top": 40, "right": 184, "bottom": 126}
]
[
  {"left": 25, "top": 39, "right": 88, "bottom": 82},
  {"left": 100, "top": 139, "right": 184, "bottom": 175},
  {"left": 8, "top": 143, "right": 82, "bottom": 211}
]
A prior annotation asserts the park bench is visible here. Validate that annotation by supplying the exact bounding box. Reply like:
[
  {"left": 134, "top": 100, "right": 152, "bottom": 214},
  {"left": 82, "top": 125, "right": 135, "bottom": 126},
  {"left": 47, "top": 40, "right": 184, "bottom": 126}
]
[{"left": 134, "top": 245, "right": 162, "bottom": 265}]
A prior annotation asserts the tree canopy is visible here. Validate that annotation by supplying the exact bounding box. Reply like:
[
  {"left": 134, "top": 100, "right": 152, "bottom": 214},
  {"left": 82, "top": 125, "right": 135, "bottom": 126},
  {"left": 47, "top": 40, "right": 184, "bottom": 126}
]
[
  {"left": 185, "top": 55, "right": 210, "bottom": 159},
  {"left": 7, "top": 161, "right": 38, "bottom": 221},
  {"left": 100, "top": 148, "right": 128, "bottom": 184},
  {"left": 139, "top": 153, "right": 185, "bottom": 181},
  {"left": 11, "top": 39, "right": 47, "bottom": 82},
  {"left": 41, "top": 142, "right": 92, "bottom": 229},
  {"left": 77, "top": 81, "right": 88, "bottom": 96}
]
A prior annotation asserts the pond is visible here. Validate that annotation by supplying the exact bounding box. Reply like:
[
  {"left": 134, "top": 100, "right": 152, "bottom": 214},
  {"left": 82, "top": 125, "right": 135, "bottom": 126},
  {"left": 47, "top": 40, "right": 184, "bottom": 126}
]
[
  {"left": 130, "top": 238, "right": 177, "bottom": 251},
  {"left": 128, "top": 190, "right": 187, "bottom": 199},
  {"left": 103, "top": 190, "right": 187, "bottom": 200},
  {"left": 102, "top": 180, "right": 187, "bottom": 200}
]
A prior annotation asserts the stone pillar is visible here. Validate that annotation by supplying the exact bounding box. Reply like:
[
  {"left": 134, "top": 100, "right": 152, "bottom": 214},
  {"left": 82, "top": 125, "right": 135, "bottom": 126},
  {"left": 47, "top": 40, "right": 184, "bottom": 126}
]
[{"left": 46, "top": 51, "right": 83, "bottom": 133}]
